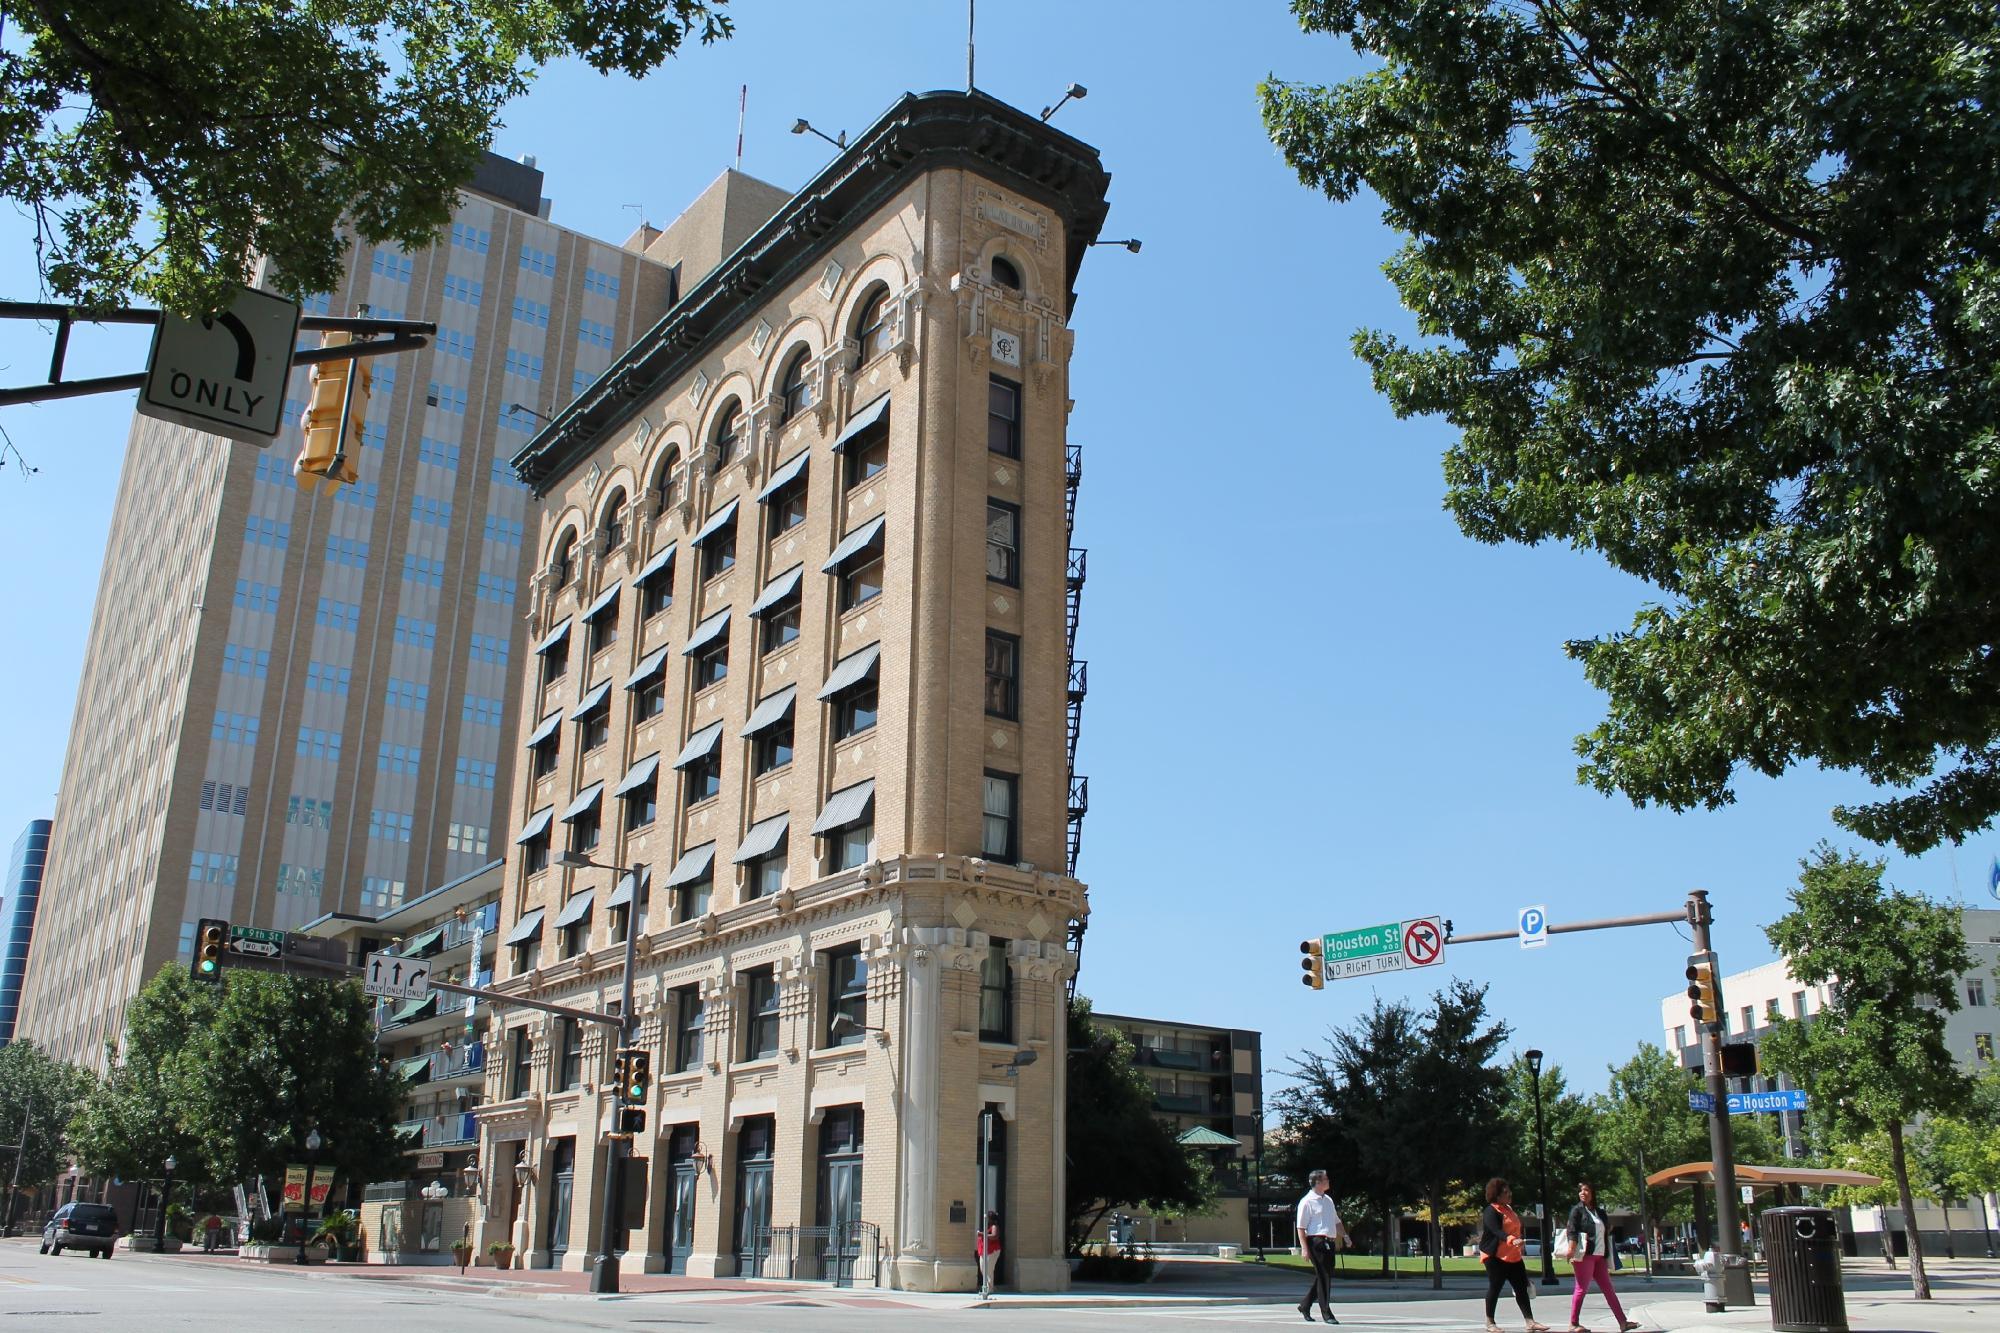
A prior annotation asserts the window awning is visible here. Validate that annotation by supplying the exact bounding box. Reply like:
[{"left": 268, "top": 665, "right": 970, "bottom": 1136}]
[
  {"left": 568, "top": 678, "right": 612, "bottom": 720},
  {"left": 748, "top": 565, "right": 804, "bottom": 618},
  {"left": 524, "top": 709, "right": 563, "bottom": 749},
  {"left": 400, "top": 926, "right": 445, "bottom": 957},
  {"left": 818, "top": 642, "right": 882, "bottom": 699},
  {"left": 613, "top": 751, "right": 661, "bottom": 797},
  {"left": 674, "top": 721, "right": 725, "bottom": 769},
  {"left": 740, "top": 685, "right": 797, "bottom": 738},
  {"left": 682, "top": 608, "right": 729, "bottom": 655},
  {"left": 560, "top": 781, "right": 605, "bottom": 822},
  {"left": 664, "top": 841, "right": 717, "bottom": 888},
  {"left": 534, "top": 617, "right": 572, "bottom": 656},
  {"left": 1176, "top": 1125, "right": 1240, "bottom": 1149},
  {"left": 757, "top": 450, "right": 811, "bottom": 501},
  {"left": 690, "top": 498, "right": 739, "bottom": 548},
  {"left": 394, "top": 1120, "right": 426, "bottom": 1142},
  {"left": 625, "top": 644, "right": 670, "bottom": 689},
  {"left": 733, "top": 812, "right": 790, "bottom": 864},
  {"left": 551, "top": 889, "right": 594, "bottom": 929},
  {"left": 582, "top": 583, "right": 620, "bottom": 623},
  {"left": 821, "top": 515, "right": 887, "bottom": 573},
  {"left": 502, "top": 907, "right": 545, "bottom": 945},
  {"left": 514, "top": 807, "right": 555, "bottom": 845},
  {"left": 831, "top": 394, "right": 890, "bottom": 452},
  {"left": 390, "top": 993, "right": 438, "bottom": 1024},
  {"left": 813, "top": 778, "right": 876, "bottom": 835},
  {"left": 395, "top": 1054, "right": 432, "bottom": 1082},
  {"left": 606, "top": 865, "right": 649, "bottom": 909},
  {"left": 633, "top": 541, "right": 676, "bottom": 585}
]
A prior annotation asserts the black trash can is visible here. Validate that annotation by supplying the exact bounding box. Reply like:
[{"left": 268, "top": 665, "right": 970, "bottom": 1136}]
[{"left": 1761, "top": 1207, "right": 1847, "bottom": 1332}]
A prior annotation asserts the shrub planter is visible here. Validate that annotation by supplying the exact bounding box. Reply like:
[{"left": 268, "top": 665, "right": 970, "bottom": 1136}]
[
  {"left": 122, "top": 1234, "right": 185, "bottom": 1253},
  {"left": 239, "top": 1243, "right": 329, "bottom": 1264}
]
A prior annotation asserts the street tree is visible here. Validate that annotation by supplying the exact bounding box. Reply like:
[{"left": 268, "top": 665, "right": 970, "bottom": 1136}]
[
  {"left": 1261, "top": 0, "right": 2000, "bottom": 855},
  {"left": 73, "top": 965, "right": 409, "bottom": 1192},
  {"left": 0, "top": 1041, "right": 94, "bottom": 1214},
  {"left": 1501, "top": 1055, "right": 1610, "bottom": 1215},
  {"left": 1064, "top": 998, "right": 1214, "bottom": 1252},
  {"left": 1405, "top": 980, "right": 1511, "bottom": 1289},
  {"left": 0, "top": 1, "right": 733, "bottom": 315},
  {"left": 1759, "top": 847, "right": 1975, "bottom": 1298},
  {"left": 1272, "top": 996, "right": 1421, "bottom": 1272},
  {"left": 1593, "top": 1043, "right": 1711, "bottom": 1251},
  {"left": 1824, "top": 1133, "right": 1904, "bottom": 1269}
]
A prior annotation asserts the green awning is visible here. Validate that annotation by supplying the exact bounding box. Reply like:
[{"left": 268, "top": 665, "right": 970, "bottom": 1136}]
[
  {"left": 394, "top": 1054, "right": 431, "bottom": 1083},
  {"left": 389, "top": 994, "right": 437, "bottom": 1024},
  {"left": 400, "top": 927, "right": 445, "bottom": 957},
  {"left": 394, "top": 1120, "right": 426, "bottom": 1141},
  {"left": 1176, "top": 1126, "right": 1240, "bottom": 1149}
]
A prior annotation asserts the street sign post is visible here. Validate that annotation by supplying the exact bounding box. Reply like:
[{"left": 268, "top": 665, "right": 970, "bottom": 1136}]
[
  {"left": 1518, "top": 905, "right": 1549, "bottom": 949},
  {"left": 139, "top": 285, "right": 300, "bottom": 442},
  {"left": 362, "top": 951, "right": 432, "bottom": 1001}
]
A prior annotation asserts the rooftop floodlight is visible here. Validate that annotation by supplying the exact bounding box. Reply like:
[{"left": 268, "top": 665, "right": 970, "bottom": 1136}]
[
  {"left": 1040, "top": 83, "right": 1088, "bottom": 122},
  {"left": 791, "top": 118, "right": 847, "bottom": 150},
  {"left": 1091, "top": 238, "right": 1142, "bottom": 254}
]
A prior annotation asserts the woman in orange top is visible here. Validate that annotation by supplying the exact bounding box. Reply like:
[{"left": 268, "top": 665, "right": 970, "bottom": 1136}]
[{"left": 1478, "top": 1178, "right": 1549, "bottom": 1333}]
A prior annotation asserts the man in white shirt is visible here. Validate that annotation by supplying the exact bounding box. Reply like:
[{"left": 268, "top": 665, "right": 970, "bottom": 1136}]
[{"left": 1295, "top": 1168, "right": 1350, "bottom": 1323}]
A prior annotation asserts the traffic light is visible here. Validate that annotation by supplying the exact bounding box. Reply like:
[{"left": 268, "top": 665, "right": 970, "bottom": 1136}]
[
  {"left": 623, "top": 1048, "right": 651, "bottom": 1104},
  {"left": 1300, "top": 938, "right": 1325, "bottom": 990},
  {"left": 1686, "top": 953, "right": 1721, "bottom": 1027},
  {"left": 295, "top": 332, "right": 370, "bottom": 494},
  {"left": 617, "top": 1104, "right": 647, "bottom": 1136},
  {"left": 610, "top": 1049, "right": 630, "bottom": 1097},
  {"left": 192, "top": 918, "right": 228, "bottom": 983}
]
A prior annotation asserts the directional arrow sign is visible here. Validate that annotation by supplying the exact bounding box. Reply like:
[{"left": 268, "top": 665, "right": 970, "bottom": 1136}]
[
  {"left": 139, "top": 284, "right": 300, "bottom": 443},
  {"left": 362, "top": 950, "right": 433, "bottom": 1001},
  {"left": 227, "top": 938, "right": 281, "bottom": 958}
]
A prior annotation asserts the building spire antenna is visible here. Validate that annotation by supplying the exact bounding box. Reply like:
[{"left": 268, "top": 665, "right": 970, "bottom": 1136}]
[
  {"left": 735, "top": 85, "right": 747, "bottom": 171},
  {"left": 966, "top": 0, "right": 975, "bottom": 92}
]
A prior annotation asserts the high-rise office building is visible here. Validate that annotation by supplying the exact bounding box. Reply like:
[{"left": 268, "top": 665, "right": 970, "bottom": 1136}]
[
  {"left": 15, "top": 155, "right": 789, "bottom": 1068},
  {"left": 472, "top": 90, "right": 1106, "bottom": 1292},
  {"left": 1, "top": 818, "right": 53, "bottom": 1043}
]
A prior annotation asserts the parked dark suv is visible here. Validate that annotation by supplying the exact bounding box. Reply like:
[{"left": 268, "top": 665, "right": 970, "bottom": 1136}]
[{"left": 41, "top": 1202, "right": 117, "bottom": 1258}]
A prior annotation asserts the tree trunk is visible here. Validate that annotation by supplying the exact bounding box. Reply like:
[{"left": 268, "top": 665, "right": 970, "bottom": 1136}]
[
  {"left": 1380, "top": 1197, "right": 1393, "bottom": 1275},
  {"left": 1887, "top": 1120, "right": 1930, "bottom": 1299},
  {"left": 1428, "top": 1184, "right": 1444, "bottom": 1290},
  {"left": 1941, "top": 1199, "right": 1954, "bottom": 1259}
]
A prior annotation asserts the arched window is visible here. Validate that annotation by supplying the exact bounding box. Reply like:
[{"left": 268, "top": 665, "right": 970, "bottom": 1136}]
[
  {"left": 653, "top": 447, "right": 681, "bottom": 516},
  {"left": 553, "top": 529, "right": 578, "bottom": 587},
  {"left": 601, "top": 491, "right": 628, "bottom": 551},
  {"left": 713, "top": 400, "right": 743, "bottom": 467},
  {"left": 990, "top": 256, "right": 1021, "bottom": 291},
  {"left": 779, "top": 348, "right": 814, "bottom": 423},
  {"left": 853, "top": 285, "right": 892, "bottom": 368}
]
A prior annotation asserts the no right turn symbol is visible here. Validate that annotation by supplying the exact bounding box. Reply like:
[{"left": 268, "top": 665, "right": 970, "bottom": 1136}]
[{"left": 1403, "top": 916, "right": 1444, "bottom": 967}]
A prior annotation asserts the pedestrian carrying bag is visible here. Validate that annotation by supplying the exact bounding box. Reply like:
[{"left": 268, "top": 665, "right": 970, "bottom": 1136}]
[{"left": 1553, "top": 1228, "right": 1577, "bottom": 1261}]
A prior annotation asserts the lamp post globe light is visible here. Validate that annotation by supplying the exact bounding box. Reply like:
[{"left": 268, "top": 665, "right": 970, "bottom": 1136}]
[
  {"left": 1524, "top": 1050, "right": 1557, "bottom": 1287},
  {"left": 153, "top": 1155, "right": 178, "bottom": 1249},
  {"left": 297, "top": 1129, "right": 322, "bottom": 1265}
]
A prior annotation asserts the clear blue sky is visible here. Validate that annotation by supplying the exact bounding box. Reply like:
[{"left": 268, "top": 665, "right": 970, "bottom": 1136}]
[{"left": 1, "top": 2, "right": 1989, "bottom": 1102}]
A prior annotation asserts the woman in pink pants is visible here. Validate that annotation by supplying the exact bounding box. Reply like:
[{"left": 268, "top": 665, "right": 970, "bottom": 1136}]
[{"left": 1566, "top": 1182, "right": 1639, "bottom": 1331}]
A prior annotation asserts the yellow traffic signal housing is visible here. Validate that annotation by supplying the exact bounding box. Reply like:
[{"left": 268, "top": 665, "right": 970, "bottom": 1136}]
[
  {"left": 610, "top": 1050, "right": 631, "bottom": 1098},
  {"left": 192, "top": 918, "right": 227, "bottom": 983},
  {"left": 617, "top": 1104, "right": 646, "bottom": 1136},
  {"left": 295, "top": 331, "right": 370, "bottom": 494},
  {"left": 1300, "top": 938, "right": 1325, "bottom": 990},
  {"left": 1686, "top": 953, "right": 1721, "bottom": 1028},
  {"left": 624, "top": 1048, "right": 651, "bottom": 1104}
]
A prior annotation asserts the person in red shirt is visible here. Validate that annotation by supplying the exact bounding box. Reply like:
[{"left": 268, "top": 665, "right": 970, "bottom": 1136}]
[
  {"left": 976, "top": 1211, "right": 1001, "bottom": 1298},
  {"left": 1478, "top": 1178, "right": 1549, "bottom": 1333}
]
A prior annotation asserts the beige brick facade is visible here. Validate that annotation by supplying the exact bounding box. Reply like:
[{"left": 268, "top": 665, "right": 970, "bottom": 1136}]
[{"left": 473, "top": 92, "right": 1110, "bottom": 1292}]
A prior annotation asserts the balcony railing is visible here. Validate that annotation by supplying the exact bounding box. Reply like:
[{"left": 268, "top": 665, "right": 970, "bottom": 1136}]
[
  {"left": 429, "top": 1042, "right": 485, "bottom": 1080},
  {"left": 437, "top": 903, "right": 499, "bottom": 952},
  {"left": 405, "top": 1111, "right": 480, "bottom": 1149}
]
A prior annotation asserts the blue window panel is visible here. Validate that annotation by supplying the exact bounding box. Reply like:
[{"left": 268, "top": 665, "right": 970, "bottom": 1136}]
[
  {"left": 483, "top": 515, "right": 524, "bottom": 546},
  {"left": 315, "top": 597, "right": 361, "bottom": 631},
  {"left": 403, "top": 554, "right": 446, "bottom": 588},
  {"left": 295, "top": 727, "right": 343, "bottom": 762},
  {"left": 450, "top": 224, "right": 491, "bottom": 254},
  {"left": 583, "top": 267, "right": 620, "bottom": 298},
  {"left": 454, "top": 757, "right": 498, "bottom": 790},
  {"left": 475, "top": 573, "right": 516, "bottom": 605},
  {"left": 244, "top": 516, "right": 290, "bottom": 549},
  {"left": 370, "top": 249, "right": 413, "bottom": 281},
  {"left": 393, "top": 616, "right": 438, "bottom": 650},
  {"left": 577, "top": 318, "right": 615, "bottom": 349},
  {"left": 436, "top": 327, "right": 477, "bottom": 360},
  {"left": 325, "top": 536, "right": 369, "bottom": 569},
  {"left": 511, "top": 297, "right": 550, "bottom": 328},
  {"left": 425, "top": 382, "right": 468, "bottom": 415},
  {"left": 468, "top": 633, "right": 509, "bottom": 666},
  {"left": 410, "top": 495, "right": 453, "bottom": 528},
  {"left": 235, "top": 580, "right": 281, "bottom": 613},
  {"left": 222, "top": 644, "right": 270, "bottom": 678},
  {"left": 418, "top": 437, "right": 461, "bottom": 471},
  {"left": 504, "top": 349, "right": 543, "bottom": 381},
  {"left": 305, "top": 661, "right": 352, "bottom": 695},
  {"left": 519, "top": 245, "right": 556, "bottom": 276}
]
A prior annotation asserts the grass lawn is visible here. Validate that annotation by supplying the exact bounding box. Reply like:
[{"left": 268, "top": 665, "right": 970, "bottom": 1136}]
[{"left": 1241, "top": 1253, "right": 1582, "bottom": 1279}]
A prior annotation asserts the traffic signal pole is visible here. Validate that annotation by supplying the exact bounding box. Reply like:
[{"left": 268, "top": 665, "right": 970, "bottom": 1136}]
[
  {"left": 1438, "top": 890, "right": 1754, "bottom": 1310},
  {"left": 589, "top": 901, "right": 641, "bottom": 1294}
]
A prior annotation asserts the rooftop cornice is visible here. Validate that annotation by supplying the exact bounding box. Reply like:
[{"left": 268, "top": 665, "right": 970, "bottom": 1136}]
[{"left": 511, "top": 89, "right": 1112, "bottom": 497}]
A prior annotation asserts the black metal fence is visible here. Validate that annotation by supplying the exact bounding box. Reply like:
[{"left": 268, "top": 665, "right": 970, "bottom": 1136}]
[{"left": 756, "top": 1221, "right": 881, "bottom": 1287}]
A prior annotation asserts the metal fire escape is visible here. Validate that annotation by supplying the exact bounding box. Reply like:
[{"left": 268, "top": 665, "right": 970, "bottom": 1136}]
[{"left": 1064, "top": 442, "right": 1089, "bottom": 1000}]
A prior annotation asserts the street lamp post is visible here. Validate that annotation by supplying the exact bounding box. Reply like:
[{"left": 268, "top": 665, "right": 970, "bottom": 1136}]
[
  {"left": 154, "top": 1155, "right": 177, "bottom": 1249},
  {"left": 296, "top": 1129, "right": 322, "bottom": 1265},
  {"left": 556, "top": 850, "right": 642, "bottom": 1296},
  {"left": 1524, "top": 1050, "right": 1558, "bottom": 1287}
]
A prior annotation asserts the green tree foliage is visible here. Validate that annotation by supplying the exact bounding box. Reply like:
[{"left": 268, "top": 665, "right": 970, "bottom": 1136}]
[
  {"left": 1758, "top": 847, "right": 1975, "bottom": 1298},
  {"left": 1500, "top": 1055, "right": 1610, "bottom": 1219},
  {"left": 1592, "top": 1044, "right": 1709, "bottom": 1236},
  {"left": 1065, "top": 998, "right": 1214, "bottom": 1252},
  {"left": 1272, "top": 996, "right": 1421, "bottom": 1272},
  {"left": 0, "top": 1041, "right": 94, "bottom": 1204},
  {"left": 1261, "top": 1, "right": 2000, "bottom": 855},
  {"left": 71, "top": 965, "right": 410, "bottom": 1191},
  {"left": 1405, "top": 980, "right": 1511, "bottom": 1289},
  {"left": 0, "top": 1, "right": 733, "bottom": 314}
]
